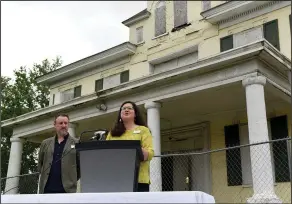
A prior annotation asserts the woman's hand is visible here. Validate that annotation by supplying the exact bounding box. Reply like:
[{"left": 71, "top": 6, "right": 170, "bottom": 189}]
[{"left": 142, "top": 148, "right": 149, "bottom": 161}]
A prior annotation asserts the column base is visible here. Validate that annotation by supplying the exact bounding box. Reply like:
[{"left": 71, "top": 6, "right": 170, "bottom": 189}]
[{"left": 247, "top": 193, "right": 282, "bottom": 203}]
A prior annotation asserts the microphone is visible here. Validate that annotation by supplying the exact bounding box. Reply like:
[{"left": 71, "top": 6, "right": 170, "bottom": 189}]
[
  {"left": 91, "top": 130, "right": 108, "bottom": 141},
  {"left": 79, "top": 129, "right": 108, "bottom": 142}
]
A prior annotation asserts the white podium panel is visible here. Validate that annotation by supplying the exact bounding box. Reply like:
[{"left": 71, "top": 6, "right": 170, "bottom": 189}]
[{"left": 2, "top": 191, "right": 215, "bottom": 203}]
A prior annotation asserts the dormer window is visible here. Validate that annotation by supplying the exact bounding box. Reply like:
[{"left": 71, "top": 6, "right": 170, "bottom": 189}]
[
  {"left": 136, "top": 26, "right": 144, "bottom": 43},
  {"left": 155, "top": 1, "right": 166, "bottom": 37}
]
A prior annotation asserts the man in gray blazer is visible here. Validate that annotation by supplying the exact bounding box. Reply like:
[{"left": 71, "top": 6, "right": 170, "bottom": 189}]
[{"left": 37, "top": 113, "right": 80, "bottom": 194}]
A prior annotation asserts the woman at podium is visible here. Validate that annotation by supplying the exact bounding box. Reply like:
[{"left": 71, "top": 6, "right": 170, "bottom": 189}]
[{"left": 106, "top": 101, "right": 154, "bottom": 192}]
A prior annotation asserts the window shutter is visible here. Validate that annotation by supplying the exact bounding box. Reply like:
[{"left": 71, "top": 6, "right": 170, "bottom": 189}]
[
  {"left": 224, "top": 124, "right": 242, "bottom": 186},
  {"left": 74, "top": 85, "right": 82, "bottom": 98},
  {"left": 95, "top": 79, "right": 103, "bottom": 92},
  {"left": 174, "top": 1, "right": 188, "bottom": 28},
  {"left": 155, "top": 1, "right": 166, "bottom": 36},
  {"left": 289, "top": 14, "right": 292, "bottom": 38},
  {"left": 120, "top": 70, "right": 129, "bottom": 84},
  {"left": 136, "top": 27, "right": 143, "bottom": 43},
  {"left": 52, "top": 94, "right": 55, "bottom": 105},
  {"left": 220, "top": 35, "right": 233, "bottom": 52},
  {"left": 263, "top": 20, "right": 280, "bottom": 50},
  {"left": 270, "top": 115, "right": 290, "bottom": 182}
]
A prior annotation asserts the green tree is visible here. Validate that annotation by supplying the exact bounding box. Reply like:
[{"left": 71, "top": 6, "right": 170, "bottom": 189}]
[{"left": 1, "top": 56, "right": 62, "bottom": 193}]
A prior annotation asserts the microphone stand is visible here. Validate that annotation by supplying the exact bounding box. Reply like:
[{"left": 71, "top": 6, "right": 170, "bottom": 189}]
[{"left": 79, "top": 129, "right": 109, "bottom": 143}]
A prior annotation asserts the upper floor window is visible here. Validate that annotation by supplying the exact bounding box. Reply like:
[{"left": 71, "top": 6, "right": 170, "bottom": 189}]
[
  {"left": 61, "top": 85, "right": 82, "bottom": 102},
  {"left": 155, "top": 1, "right": 166, "bottom": 37},
  {"left": 202, "top": 1, "right": 211, "bottom": 11},
  {"left": 120, "top": 70, "right": 129, "bottom": 84},
  {"left": 95, "top": 79, "right": 103, "bottom": 92},
  {"left": 220, "top": 35, "right": 233, "bottom": 52},
  {"left": 173, "top": 1, "right": 188, "bottom": 28},
  {"left": 263, "top": 19, "right": 280, "bottom": 50},
  {"left": 136, "top": 26, "right": 144, "bottom": 43}
]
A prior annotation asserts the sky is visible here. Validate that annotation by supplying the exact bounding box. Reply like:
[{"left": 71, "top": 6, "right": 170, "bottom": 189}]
[{"left": 1, "top": 1, "right": 147, "bottom": 78}]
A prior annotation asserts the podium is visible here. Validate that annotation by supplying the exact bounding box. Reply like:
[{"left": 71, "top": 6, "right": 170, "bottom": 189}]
[{"left": 75, "top": 140, "right": 143, "bottom": 193}]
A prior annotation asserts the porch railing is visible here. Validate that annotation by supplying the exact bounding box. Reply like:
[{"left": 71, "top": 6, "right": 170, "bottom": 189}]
[{"left": 1, "top": 138, "right": 291, "bottom": 203}]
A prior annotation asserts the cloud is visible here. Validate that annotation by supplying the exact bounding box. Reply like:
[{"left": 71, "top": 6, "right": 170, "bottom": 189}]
[{"left": 1, "top": 1, "right": 147, "bottom": 78}]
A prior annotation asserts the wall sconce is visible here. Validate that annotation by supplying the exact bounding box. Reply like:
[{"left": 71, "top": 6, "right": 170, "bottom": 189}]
[{"left": 96, "top": 103, "right": 107, "bottom": 111}]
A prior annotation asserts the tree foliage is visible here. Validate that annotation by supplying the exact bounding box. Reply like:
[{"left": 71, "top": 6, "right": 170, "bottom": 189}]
[{"left": 1, "top": 57, "right": 62, "bottom": 193}]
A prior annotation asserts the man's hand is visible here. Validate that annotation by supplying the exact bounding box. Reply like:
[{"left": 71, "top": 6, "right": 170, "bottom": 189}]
[{"left": 142, "top": 148, "right": 149, "bottom": 161}]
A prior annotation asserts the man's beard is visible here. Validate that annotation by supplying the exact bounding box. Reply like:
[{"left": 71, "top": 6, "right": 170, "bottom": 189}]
[{"left": 58, "top": 129, "right": 68, "bottom": 136}]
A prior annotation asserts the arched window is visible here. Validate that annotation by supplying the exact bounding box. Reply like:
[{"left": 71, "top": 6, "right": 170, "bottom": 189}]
[{"left": 155, "top": 1, "right": 166, "bottom": 37}]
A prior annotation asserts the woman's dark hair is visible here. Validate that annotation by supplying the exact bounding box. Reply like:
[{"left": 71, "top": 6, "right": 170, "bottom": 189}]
[{"left": 110, "top": 101, "right": 146, "bottom": 137}]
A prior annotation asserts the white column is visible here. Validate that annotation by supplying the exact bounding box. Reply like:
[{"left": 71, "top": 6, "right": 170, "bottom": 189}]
[
  {"left": 68, "top": 123, "right": 77, "bottom": 138},
  {"left": 242, "top": 76, "right": 281, "bottom": 203},
  {"left": 4, "top": 137, "right": 24, "bottom": 194},
  {"left": 145, "top": 101, "right": 162, "bottom": 192}
]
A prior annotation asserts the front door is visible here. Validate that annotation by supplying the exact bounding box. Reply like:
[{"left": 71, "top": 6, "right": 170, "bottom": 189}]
[{"left": 161, "top": 123, "right": 211, "bottom": 193}]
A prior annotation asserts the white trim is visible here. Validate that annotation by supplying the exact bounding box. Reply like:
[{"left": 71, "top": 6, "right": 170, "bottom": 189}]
[
  {"left": 201, "top": 1, "right": 291, "bottom": 29},
  {"left": 151, "top": 32, "right": 169, "bottom": 40},
  {"left": 219, "top": 1, "right": 291, "bottom": 29},
  {"left": 122, "top": 9, "right": 151, "bottom": 27}
]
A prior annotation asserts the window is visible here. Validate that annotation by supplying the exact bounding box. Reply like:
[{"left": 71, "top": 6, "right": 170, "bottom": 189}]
[
  {"left": 155, "top": 1, "right": 166, "bottom": 37},
  {"left": 224, "top": 115, "right": 291, "bottom": 186},
  {"left": 220, "top": 35, "right": 233, "bottom": 52},
  {"left": 74, "top": 85, "right": 81, "bottom": 98},
  {"left": 263, "top": 19, "right": 280, "bottom": 50},
  {"left": 61, "top": 85, "right": 82, "bottom": 102},
  {"left": 202, "top": 1, "right": 211, "bottom": 11},
  {"left": 95, "top": 79, "right": 103, "bottom": 92},
  {"left": 136, "top": 26, "right": 144, "bottom": 43},
  {"left": 173, "top": 1, "right": 188, "bottom": 28},
  {"left": 120, "top": 70, "right": 129, "bottom": 83}
]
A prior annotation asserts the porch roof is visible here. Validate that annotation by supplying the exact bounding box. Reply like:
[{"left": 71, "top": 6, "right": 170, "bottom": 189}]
[{"left": 1, "top": 40, "right": 291, "bottom": 129}]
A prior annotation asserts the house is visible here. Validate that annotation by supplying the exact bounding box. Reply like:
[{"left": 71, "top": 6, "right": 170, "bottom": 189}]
[{"left": 2, "top": 1, "right": 291, "bottom": 203}]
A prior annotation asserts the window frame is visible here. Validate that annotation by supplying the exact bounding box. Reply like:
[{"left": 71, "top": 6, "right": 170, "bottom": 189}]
[
  {"left": 220, "top": 35, "right": 234, "bottom": 52},
  {"left": 120, "top": 70, "right": 129, "bottom": 84}
]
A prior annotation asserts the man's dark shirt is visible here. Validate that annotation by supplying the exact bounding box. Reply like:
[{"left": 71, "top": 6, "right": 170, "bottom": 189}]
[{"left": 44, "top": 135, "right": 68, "bottom": 193}]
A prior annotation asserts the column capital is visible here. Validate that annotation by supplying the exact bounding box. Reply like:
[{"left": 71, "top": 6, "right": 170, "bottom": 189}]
[
  {"left": 242, "top": 76, "right": 266, "bottom": 88},
  {"left": 144, "top": 101, "right": 161, "bottom": 110},
  {"left": 10, "top": 137, "right": 24, "bottom": 143}
]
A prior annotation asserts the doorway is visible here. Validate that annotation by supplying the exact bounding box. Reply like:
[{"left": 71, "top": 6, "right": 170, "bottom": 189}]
[{"left": 161, "top": 122, "right": 211, "bottom": 193}]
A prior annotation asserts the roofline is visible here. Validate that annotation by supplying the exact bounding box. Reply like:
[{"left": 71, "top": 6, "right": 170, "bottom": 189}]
[
  {"left": 122, "top": 9, "right": 151, "bottom": 27},
  {"left": 36, "top": 42, "right": 137, "bottom": 85}
]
